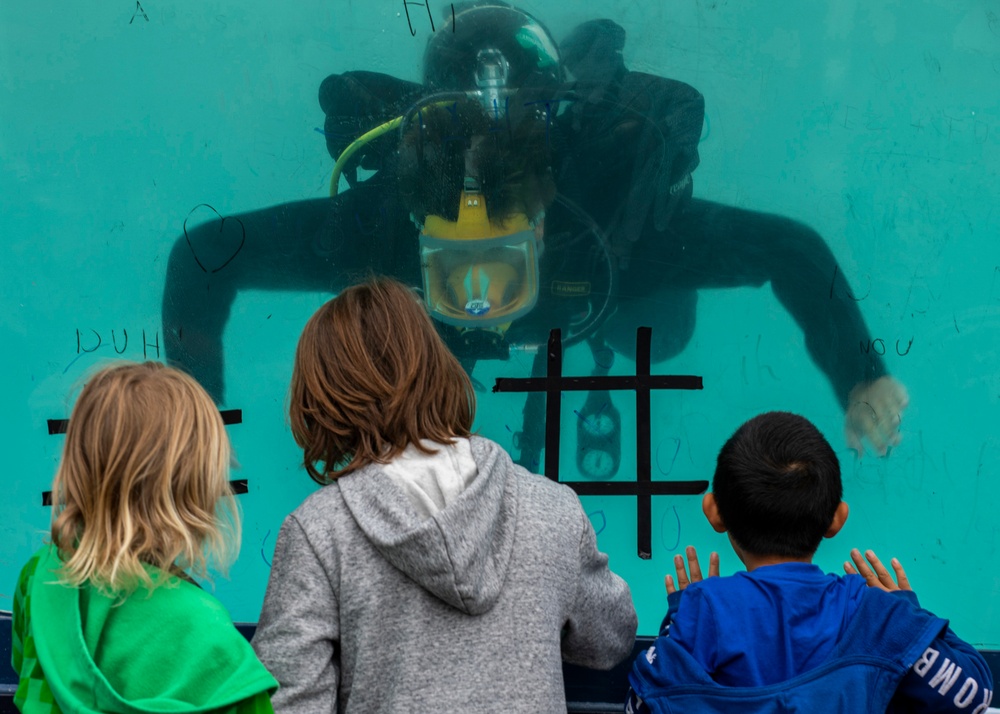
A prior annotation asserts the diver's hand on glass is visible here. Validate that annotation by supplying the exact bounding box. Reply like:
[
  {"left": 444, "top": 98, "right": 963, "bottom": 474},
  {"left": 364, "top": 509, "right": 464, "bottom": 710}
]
[
  {"left": 318, "top": 73, "right": 393, "bottom": 177},
  {"left": 844, "top": 548, "right": 912, "bottom": 592},
  {"left": 664, "top": 546, "right": 719, "bottom": 595},
  {"left": 845, "top": 376, "right": 909, "bottom": 457}
]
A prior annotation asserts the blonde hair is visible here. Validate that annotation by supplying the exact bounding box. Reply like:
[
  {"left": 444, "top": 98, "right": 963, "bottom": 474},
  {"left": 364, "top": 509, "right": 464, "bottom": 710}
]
[
  {"left": 51, "top": 361, "right": 239, "bottom": 593},
  {"left": 289, "top": 276, "right": 476, "bottom": 483}
]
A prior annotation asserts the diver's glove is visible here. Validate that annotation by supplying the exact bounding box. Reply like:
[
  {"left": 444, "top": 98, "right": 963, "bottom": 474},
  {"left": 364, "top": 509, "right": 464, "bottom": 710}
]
[
  {"left": 318, "top": 71, "right": 423, "bottom": 187},
  {"left": 561, "top": 19, "right": 627, "bottom": 90},
  {"left": 576, "top": 389, "right": 622, "bottom": 479}
]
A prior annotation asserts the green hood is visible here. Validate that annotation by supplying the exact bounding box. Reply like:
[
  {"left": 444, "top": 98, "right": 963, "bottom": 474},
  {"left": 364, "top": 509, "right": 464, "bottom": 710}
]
[{"left": 21, "top": 546, "right": 276, "bottom": 714}]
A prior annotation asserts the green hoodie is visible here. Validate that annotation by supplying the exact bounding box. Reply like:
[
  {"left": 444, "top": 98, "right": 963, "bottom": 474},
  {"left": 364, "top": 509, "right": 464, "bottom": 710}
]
[{"left": 12, "top": 546, "right": 277, "bottom": 714}]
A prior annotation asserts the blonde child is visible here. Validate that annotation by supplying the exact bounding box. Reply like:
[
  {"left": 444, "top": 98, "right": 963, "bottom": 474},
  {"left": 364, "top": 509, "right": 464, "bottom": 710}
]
[{"left": 12, "top": 362, "right": 277, "bottom": 714}]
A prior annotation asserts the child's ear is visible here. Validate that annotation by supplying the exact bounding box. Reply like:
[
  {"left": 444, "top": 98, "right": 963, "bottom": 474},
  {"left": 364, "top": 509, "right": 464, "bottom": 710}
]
[
  {"left": 824, "top": 501, "right": 850, "bottom": 538},
  {"left": 702, "top": 492, "right": 727, "bottom": 533}
]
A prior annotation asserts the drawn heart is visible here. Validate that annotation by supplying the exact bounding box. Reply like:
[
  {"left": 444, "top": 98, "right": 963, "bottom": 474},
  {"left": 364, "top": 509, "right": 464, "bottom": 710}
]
[{"left": 183, "top": 204, "right": 246, "bottom": 273}]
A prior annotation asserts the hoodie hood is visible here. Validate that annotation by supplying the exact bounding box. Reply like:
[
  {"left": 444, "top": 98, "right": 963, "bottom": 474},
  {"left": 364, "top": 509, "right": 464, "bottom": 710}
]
[
  {"left": 338, "top": 436, "right": 519, "bottom": 615},
  {"left": 380, "top": 437, "right": 479, "bottom": 518}
]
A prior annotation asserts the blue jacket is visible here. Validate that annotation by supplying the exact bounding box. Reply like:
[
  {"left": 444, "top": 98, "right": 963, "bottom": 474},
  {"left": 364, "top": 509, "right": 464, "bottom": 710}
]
[{"left": 628, "top": 563, "right": 993, "bottom": 713}]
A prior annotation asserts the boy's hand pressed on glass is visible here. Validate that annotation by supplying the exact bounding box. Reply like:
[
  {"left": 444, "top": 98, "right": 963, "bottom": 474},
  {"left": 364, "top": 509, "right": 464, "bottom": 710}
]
[
  {"left": 844, "top": 548, "right": 912, "bottom": 592},
  {"left": 665, "top": 545, "right": 720, "bottom": 595}
]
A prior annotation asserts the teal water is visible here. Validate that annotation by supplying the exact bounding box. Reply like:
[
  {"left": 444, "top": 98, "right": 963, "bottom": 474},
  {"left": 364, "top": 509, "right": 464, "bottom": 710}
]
[{"left": 2, "top": 2, "right": 998, "bottom": 645}]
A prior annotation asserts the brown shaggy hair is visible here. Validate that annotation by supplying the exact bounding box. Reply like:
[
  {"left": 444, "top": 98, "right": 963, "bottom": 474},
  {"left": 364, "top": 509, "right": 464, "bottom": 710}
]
[
  {"left": 51, "top": 361, "right": 239, "bottom": 594},
  {"left": 289, "top": 277, "right": 476, "bottom": 483}
]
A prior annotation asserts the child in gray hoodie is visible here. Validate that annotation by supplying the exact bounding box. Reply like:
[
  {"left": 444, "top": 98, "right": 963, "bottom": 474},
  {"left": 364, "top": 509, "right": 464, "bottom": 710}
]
[{"left": 252, "top": 276, "right": 638, "bottom": 713}]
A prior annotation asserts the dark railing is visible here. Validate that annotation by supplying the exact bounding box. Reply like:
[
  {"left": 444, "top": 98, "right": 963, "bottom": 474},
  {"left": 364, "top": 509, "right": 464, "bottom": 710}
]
[{"left": 2, "top": 614, "right": 1000, "bottom": 713}]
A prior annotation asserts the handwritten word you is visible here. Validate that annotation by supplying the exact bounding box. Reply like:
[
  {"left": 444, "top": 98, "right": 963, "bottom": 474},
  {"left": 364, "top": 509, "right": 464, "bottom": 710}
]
[{"left": 860, "top": 337, "right": 914, "bottom": 356}]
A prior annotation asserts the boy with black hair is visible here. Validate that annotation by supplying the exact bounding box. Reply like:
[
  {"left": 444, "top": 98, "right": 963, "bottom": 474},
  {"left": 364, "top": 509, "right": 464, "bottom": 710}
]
[{"left": 627, "top": 411, "right": 993, "bottom": 713}]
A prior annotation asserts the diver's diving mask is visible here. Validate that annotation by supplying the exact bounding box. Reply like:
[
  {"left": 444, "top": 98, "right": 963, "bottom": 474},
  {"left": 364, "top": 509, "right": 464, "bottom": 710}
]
[{"left": 417, "top": 185, "right": 541, "bottom": 329}]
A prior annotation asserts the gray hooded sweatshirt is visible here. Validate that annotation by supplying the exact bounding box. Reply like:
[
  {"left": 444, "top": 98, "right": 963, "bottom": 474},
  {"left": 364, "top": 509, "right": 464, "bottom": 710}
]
[{"left": 252, "top": 436, "right": 638, "bottom": 713}]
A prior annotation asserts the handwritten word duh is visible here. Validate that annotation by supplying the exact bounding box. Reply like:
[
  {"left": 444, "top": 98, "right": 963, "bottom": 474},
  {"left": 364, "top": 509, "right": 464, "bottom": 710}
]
[{"left": 76, "top": 329, "right": 161, "bottom": 359}]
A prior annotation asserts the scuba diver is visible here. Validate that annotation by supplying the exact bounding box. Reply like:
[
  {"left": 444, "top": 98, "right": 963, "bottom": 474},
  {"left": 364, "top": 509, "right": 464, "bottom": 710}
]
[{"left": 163, "top": 2, "right": 908, "bottom": 479}]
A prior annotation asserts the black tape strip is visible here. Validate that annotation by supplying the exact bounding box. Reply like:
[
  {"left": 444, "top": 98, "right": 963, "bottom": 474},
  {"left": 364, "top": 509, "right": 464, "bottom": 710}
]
[
  {"left": 636, "top": 327, "right": 652, "bottom": 559},
  {"left": 41, "top": 491, "right": 52, "bottom": 506},
  {"left": 566, "top": 480, "right": 709, "bottom": 496},
  {"left": 544, "top": 329, "right": 563, "bottom": 483},
  {"left": 493, "top": 374, "right": 703, "bottom": 393},
  {"left": 491, "top": 326, "right": 707, "bottom": 560},
  {"left": 220, "top": 409, "right": 243, "bottom": 425},
  {"left": 48, "top": 409, "right": 243, "bottom": 435},
  {"left": 229, "top": 479, "right": 249, "bottom": 494}
]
